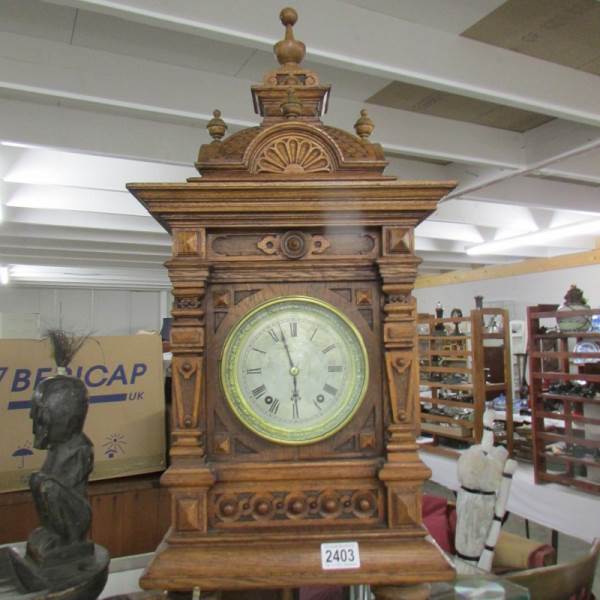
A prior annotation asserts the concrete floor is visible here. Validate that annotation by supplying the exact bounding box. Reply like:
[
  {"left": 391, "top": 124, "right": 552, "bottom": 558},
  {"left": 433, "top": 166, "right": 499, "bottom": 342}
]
[{"left": 424, "top": 480, "right": 600, "bottom": 597}]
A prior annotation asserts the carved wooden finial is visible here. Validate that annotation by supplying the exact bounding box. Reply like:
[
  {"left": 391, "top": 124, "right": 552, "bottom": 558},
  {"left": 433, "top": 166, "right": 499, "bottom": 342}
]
[
  {"left": 354, "top": 109, "right": 374, "bottom": 139},
  {"left": 274, "top": 7, "right": 306, "bottom": 66},
  {"left": 206, "top": 109, "right": 228, "bottom": 141},
  {"left": 280, "top": 88, "right": 303, "bottom": 118}
]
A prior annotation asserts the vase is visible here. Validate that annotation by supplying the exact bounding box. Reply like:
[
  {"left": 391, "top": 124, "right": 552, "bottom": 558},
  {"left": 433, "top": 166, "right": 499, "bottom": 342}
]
[{"left": 557, "top": 302, "right": 592, "bottom": 332}]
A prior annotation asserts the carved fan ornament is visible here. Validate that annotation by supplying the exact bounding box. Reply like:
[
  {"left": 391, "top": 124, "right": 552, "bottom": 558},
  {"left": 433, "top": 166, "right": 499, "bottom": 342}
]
[{"left": 253, "top": 135, "right": 333, "bottom": 174}]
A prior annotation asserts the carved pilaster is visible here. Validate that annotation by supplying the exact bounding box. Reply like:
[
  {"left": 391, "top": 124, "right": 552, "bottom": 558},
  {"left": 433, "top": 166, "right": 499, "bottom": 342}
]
[
  {"left": 377, "top": 254, "right": 420, "bottom": 428},
  {"left": 164, "top": 229, "right": 214, "bottom": 539},
  {"left": 166, "top": 228, "right": 210, "bottom": 463},
  {"left": 376, "top": 253, "right": 431, "bottom": 527}
]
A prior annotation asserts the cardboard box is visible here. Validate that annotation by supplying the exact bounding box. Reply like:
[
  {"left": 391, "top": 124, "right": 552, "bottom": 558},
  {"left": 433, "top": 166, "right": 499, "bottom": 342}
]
[{"left": 0, "top": 334, "right": 166, "bottom": 493}]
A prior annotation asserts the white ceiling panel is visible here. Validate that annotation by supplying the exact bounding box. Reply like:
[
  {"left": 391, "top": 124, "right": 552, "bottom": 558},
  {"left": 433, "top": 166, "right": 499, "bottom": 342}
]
[
  {"left": 340, "top": 0, "right": 506, "bottom": 34},
  {"left": 72, "top": 9, "right": 256, "bottom": 76},
  {"left": 0, "top": 0, "right": 76, "bottom": 43}
]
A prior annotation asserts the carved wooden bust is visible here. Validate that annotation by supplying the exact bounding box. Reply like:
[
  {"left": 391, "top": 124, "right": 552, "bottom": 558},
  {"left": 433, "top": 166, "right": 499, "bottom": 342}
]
[{"left": 128, "top": 7, "right": 456, "bottom": 594}]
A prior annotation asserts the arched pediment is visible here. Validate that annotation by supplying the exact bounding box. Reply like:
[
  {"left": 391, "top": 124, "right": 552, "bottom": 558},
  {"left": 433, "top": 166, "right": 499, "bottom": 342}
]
[{"left": 195, "top": 121, "right": 387, "bottom": 178}]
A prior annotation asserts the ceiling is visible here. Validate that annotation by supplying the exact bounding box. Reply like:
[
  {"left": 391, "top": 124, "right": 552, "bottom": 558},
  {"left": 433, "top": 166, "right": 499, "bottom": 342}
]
[{"left": 1, "top": 0, "right": 599, "bottom": 288}]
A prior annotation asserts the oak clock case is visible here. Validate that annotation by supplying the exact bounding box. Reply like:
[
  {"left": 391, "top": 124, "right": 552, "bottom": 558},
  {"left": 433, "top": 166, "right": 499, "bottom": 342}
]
[{"left": 127, "top": 6, "right": 457, "bottom": 594}]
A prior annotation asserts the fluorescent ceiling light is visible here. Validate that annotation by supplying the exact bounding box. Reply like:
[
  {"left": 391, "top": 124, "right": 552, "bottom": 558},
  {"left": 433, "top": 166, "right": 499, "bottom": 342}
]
[
  {"left": 3, "top": 148, "right": 195, "bottom": 190},
  {"left": 0, "top": 141, "right": 41, "bottom": 149},
  {"left": 466, "top": 219, "right": 600, "bottom": 256},
  {"left": 0, "top": 266, "right": 10, "bottom": 285},
  {"left": 7, "top": 185, "right": 147, "bottom": 216}
]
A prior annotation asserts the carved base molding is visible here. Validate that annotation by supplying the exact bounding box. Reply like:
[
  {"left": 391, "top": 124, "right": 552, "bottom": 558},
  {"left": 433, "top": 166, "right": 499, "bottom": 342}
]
[{"left": 140, "top": 533, "right": 454, "bottom": 591}]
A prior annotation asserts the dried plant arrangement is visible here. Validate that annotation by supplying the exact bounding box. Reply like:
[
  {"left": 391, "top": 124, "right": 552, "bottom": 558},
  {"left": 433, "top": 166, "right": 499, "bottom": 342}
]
[{"left": 45, "top": 329, "right": 90, "bottom": 370}]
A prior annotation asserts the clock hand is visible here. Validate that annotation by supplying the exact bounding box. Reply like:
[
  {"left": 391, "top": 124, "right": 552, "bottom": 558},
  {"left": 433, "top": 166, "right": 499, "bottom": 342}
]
[
  {"left": 279, "top": 324, "right": 295, "bottom": 369},
  {"left": 292, "top": 371, "right": 299, "bottom": 398},
  {"left": 291, "top": 369, "right": 301, "bottom": 422},
  {"left": 279, "top": 325, "right": 301, "bottom": 411}
]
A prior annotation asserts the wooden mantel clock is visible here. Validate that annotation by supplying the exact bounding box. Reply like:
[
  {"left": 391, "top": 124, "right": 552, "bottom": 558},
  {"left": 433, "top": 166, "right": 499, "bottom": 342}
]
[{"left": 128, "top": 7, "right": 456, "bottom": 594}]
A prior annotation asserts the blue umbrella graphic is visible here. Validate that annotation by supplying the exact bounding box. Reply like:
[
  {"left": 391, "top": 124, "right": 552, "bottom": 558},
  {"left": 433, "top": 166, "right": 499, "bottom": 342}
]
[{"left": 12, "top": 446, "right": 34, "bottom": 469}]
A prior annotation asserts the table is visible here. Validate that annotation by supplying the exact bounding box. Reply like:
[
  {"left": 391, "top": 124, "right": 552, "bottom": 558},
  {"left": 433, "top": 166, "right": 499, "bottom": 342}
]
[
  {"left": 430, "top": 576, "right": 529, "bottom": 599},
  {"left": 420, "top": 450, "right": 600, "bottom": 543}
]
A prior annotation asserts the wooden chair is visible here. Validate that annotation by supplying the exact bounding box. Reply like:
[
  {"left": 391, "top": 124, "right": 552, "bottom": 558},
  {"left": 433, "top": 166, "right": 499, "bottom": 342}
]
[{"left": 505, "top": 539, "right": 599, "bottom": 600}]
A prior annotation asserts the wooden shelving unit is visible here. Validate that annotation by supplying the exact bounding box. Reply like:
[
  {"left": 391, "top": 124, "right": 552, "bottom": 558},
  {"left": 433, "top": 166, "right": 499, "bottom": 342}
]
[
  {"left": 418, "top": 308, "right": 514, "bottom": 455},
  {"left": 527, "top": 305, "right": 600, "bottom": 495}
]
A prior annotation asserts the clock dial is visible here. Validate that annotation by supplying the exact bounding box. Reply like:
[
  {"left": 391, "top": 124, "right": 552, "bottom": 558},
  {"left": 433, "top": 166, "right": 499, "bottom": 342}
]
[{"left": 220, "top": 296, "right": 369, "bottom": 445}]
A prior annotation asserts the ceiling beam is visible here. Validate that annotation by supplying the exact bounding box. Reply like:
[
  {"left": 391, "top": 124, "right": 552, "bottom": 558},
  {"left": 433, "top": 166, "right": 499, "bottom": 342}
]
[
  {"left": 5, "top": 185, "right": 148, "bottom": 216},
  {"left": 4, "top": 206, "right": 164, "bottom": 233},
  {"left": 415, "top": 250, "right": 512, "bottom": 266},
  {"left": 523, "top": 120, "right": 600, "bottom": 168},
  {"left": 415, "top": 248, "right": 600, "bottom": 289},
  {"left": 416, "top": 222, "right": 482, "bottom": 244},
  {"left": 2, "top": 222, "right": 170, "bottom": 247},
  {"left": 446, "top": 120, "right": 600, "bottom": 199},
  {"left": 431, "top": 198, "right": 546, "bottom": 230},
  {"left": 463, "top": 176, "right": 600, "bottom": 214},
  {"left": 535, "top": 147, "right": 600, "bottom": 186},
  {"left": 0, "top": 237, "right": 169, "bottom": 257},
  {"left": 43, "top": 0, "right": 600, "bottom": 127},
  {"left": 0, "top": 31, "right": 523, "bottom": 167},
  {"left": 0, "top": 97, "right": 202, "bottom": 165},
  {"left": 1, "top": 148, "right": 195, "bottom": 190},
  {"left": 8, "top": 264, "right": 169, "bottom": 289},
  {"left": 0, "top": 248, "right": 165, "bottom": 266},
  {"left": 2, "top": 30, "right": 598, "bottom": 192}
]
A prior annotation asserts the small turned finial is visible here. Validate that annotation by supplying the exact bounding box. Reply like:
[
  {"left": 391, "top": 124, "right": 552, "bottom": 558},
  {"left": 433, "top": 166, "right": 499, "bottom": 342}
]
[
  {"left": 207, "top": 109, "right": 227, "bottom": 141},
  {"left": 280, "top": 6, "right": 298, "bottom": 26},
  {"left": 280, "top": 87, "right": 303, "bottom": 118},
  {"left": 354, "top": 109, "right": 374, "bottom": 139},
  {"left": 274, "top": 7, "right": 306, "bottom": 66}
]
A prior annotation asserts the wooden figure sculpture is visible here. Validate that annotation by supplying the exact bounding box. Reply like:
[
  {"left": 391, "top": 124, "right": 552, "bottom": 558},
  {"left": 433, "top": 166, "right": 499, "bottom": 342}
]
[
  {"left": 0, "top": 330, "right": 109, "bottom": 600},
  {"left": 454, "top": 408, "right": 518, "bottom": 574}
]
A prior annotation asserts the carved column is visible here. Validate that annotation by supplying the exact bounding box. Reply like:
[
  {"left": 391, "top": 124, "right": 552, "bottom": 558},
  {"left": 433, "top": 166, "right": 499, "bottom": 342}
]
[
  {"left": 163, "top": 228, "right": 215, "bottom": 537},
  {"left": 377, "top": 227, "right": 431, "bottom": 529},
  {"left": 167, "top": 228, "right": 209, "bottom": 463}
]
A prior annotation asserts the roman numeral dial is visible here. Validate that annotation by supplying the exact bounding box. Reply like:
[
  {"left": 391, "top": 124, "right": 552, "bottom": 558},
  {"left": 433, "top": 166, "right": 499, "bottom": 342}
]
[{"left": 220, "top": 296, "right": 369, "bottom": 445}]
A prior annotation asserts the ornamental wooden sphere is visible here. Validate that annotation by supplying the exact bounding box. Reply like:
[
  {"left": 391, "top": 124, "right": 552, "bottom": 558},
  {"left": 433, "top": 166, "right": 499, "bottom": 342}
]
[{"left": 274, "top": 7, "right": 306, "bottom": 66}]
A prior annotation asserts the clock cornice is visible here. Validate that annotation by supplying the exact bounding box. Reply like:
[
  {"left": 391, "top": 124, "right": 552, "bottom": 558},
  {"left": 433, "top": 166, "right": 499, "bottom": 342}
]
[{"left": 127, "top": 179, "right": 456, "bottom": 233}]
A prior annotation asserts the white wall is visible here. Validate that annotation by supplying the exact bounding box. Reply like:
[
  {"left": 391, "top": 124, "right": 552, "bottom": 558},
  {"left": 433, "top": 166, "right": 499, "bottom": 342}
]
[
  {"left": 0, "top": 287, "right": 170, "bottom": 337},
  {"left": 414, "top": 263, "right": 600, "bottom": 321}
]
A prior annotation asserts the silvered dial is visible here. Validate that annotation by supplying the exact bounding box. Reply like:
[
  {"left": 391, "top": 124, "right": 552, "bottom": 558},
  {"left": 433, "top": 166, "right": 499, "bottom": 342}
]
[{"left": 220, "top": 296, "right": 369, "bottom": 445}]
